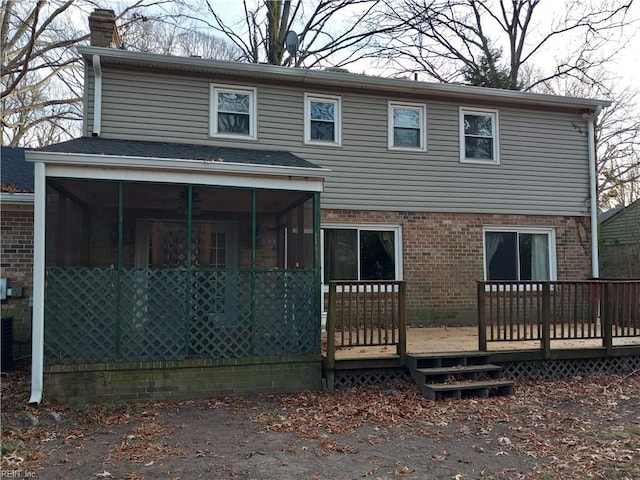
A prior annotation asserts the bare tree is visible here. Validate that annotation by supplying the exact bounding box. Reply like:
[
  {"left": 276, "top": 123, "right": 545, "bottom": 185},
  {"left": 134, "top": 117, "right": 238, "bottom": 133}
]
[
  {"left": 1, "top": 0, "right": 88, "bottom": 146},
  {"left": 118, "top": 11, "right": 242, "bottom": 60},
  {"left": 372, "top": 0, "right": 633, "bottom": 90},
  {"left": 181, "top": 0, "right": 394, "bottom": 68},
  {"left": 1, "top": 0, "right": 240, "bottom": 147},
  {"left": 597, "top": 93, "right": 640, "bottom": 208}
]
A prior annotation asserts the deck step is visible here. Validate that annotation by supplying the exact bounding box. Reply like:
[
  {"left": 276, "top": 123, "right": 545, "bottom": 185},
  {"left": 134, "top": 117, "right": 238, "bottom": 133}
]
[
  {"left": 416, "top": 364, "right": 503, "bottom": 377},
  {"left": 422, "top": 380, "right": 515, "bottom": 401},
  {"left": 407, "top": 353, "right": 514, "bottom": 400},
  {"left": 407, "top": 352, "right": 492, "bottom": 370}
]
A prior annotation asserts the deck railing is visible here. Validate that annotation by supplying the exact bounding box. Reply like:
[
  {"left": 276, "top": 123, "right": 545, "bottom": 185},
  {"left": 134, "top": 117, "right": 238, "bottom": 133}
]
[
  {"left": 325, "top": 281, "right": 407, "bottom": 376},
  {"left": 477, "top": 280, "right": 640, "bottom": 356}
]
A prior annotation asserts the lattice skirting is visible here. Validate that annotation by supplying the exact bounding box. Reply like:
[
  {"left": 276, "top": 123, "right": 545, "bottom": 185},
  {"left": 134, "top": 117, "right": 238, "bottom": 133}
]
[
  {"left": 331, "top": 356, "right": 640, "bottom": 389},
  {"left": 333, "top": 368, "right": 410, "bottom": 389},
  {"left": 499, "top": 355, "right": 640, "bottom": 379}
]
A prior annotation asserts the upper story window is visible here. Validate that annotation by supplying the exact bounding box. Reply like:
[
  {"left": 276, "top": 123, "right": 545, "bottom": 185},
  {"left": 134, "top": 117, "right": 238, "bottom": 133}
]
[
  {"left": 460, "top": 108, "right": 499, "bottom": 164},
  {"left": 388, "top": 102, "right": 426, "bottom": 151},
  {"left": 304, "top": 93, "right": 341, "bottom": 146},
  {"left": 210, "top": 84, "right": 257, "bottom": 140},
  {"left": 484, "top": 228, "right": 556, "bottom": 281}
]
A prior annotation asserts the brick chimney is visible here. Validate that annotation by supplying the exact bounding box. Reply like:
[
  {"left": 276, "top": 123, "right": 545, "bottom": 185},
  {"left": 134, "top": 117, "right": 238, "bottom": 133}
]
[{"left": 88, "top": 9, "right": 121, "bottom": 48}]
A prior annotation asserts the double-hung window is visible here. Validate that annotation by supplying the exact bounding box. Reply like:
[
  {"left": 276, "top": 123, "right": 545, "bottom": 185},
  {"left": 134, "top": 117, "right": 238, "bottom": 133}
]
[
  {"left": 389, "top": 102, "right": 426, "bottom": 150},
  {"left": 460, "top": 108, "right": 499, "bottom": 163},
  {"left": 322, "top": 226, "right": 401, "bottom": 283},
  {"left": 210, "top": 84, "right": 257, "bottom": 139},
  {"left": 304, "top": 93, "right": 341, "bottom": 146},
  {"left": 484, "top": 228, "right": 556, "bottom": 281}
]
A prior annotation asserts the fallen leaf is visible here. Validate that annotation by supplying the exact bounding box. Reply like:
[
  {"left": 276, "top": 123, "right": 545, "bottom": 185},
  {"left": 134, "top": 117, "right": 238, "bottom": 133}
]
[{"left": 395, "top": 465, "right": 414, "bottom": 476}]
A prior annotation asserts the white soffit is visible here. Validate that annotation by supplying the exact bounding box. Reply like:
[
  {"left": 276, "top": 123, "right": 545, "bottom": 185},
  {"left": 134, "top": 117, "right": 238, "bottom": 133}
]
[{"left": 26, "top": 151, "right": 330, "bottom": 192}]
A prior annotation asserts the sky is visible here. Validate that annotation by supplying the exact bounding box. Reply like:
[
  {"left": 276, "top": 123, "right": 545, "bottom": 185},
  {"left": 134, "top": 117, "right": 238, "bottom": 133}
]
[{"left": 200, "top": 0, "right": 639, "bottom": 92}]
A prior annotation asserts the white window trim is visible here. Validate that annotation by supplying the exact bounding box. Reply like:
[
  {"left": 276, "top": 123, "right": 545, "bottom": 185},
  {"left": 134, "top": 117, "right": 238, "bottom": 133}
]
[
  {"left": 304, "top": 93, "right": 342, "bottom": 146},
  {"left": 320, "top": 223, "right": 403, "bottom": 292},
  {"left": 210, "top": 84, "right": 258, "bottom": 140},
  {"left": 459, "top": 107, "right": 500, "bottom": 164},
  {"left": 388, "top": 101, "right": 427, "bottom": 151},
  {"left": 482, "top": 226, "right": 557, "bottom": 286}
]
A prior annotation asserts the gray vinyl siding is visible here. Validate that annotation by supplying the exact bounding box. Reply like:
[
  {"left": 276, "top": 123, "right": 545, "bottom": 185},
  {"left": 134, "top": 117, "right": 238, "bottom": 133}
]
[{"left": 92, "top": 67, "right": 591, "bottom": 216}]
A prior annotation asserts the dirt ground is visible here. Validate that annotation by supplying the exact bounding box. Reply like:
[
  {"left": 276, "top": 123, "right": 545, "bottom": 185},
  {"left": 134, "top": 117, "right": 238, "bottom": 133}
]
[{"left": 2, "top": 365, "right": 640, "bottom": 480}]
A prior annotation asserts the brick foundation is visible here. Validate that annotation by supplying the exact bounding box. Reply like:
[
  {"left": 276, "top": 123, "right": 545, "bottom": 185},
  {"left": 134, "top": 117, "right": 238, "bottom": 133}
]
[
  {"left": 322, "top": 209, "right": 592, "bottom": 325},
  {"left": 44, "top": 355, "right": 323, "bottom": 405}
]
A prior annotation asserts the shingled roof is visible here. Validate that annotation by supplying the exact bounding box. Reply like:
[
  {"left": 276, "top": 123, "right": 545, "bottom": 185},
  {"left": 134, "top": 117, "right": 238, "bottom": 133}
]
[
  {"left": 38, "top": 137, "right": 319, "bottom": 169},
  {"left": 1, "top": 146, "right": 33, "bottom": 192}
]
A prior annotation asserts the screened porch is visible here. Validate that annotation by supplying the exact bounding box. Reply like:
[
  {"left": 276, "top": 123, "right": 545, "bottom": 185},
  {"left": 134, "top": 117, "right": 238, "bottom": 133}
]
[{"left": 43, "top": 178, "right": 321, "bottom": 365}]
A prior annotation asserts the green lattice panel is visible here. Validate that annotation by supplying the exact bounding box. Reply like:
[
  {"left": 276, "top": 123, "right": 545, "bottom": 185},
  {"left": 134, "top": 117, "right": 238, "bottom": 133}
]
[
  {"left": 189, "top": 270, "right": 253, "bottom": 358},
  {"left": 45, "top": 267, "right": 320, "bottom": 365},
  {"left": 253, "top": 271, "right": 317, "bottom": 356},
  {"left": 118, "top": 269, "right": 188, "bottom": 361},
  {"left": 44, "top": 268, "right": 118, "bottom": 364}
]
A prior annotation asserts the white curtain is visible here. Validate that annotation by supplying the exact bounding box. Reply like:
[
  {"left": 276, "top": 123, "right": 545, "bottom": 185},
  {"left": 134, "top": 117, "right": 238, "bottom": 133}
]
[
  {"left": 378, "top": 231, "right": 395, "bottom": 260},
  {"left": 531, "top": 234, "right": 549, "bottom": 280}
]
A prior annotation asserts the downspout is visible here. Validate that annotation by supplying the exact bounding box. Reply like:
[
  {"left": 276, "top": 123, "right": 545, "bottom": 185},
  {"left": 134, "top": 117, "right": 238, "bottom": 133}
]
[
  {"left": 29, "top": 162, "right": 46, "bottom": 404},
  {"left": 92, "top": 54, "right": 102, "bottom": 136},
  {"left": 587, "top": 106, "right": 602, "bottom": 279}
]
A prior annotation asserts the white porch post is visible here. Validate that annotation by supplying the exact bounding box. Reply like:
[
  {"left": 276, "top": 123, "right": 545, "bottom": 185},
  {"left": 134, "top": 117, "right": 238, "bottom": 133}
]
[{"left": 29, "top": 162, "right": 46, "bottom": 404}]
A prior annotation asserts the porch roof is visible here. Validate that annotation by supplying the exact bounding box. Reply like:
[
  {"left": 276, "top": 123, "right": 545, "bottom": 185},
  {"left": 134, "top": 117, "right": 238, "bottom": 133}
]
[
  {"left": 37, "top": 137, "right": 319, "bottom": 169},
  {"left": 1, "top": 146, "right": 33, "bottom": 192},
  {"left": 27, "top": 137, "right": 330, "bottom": 192}
]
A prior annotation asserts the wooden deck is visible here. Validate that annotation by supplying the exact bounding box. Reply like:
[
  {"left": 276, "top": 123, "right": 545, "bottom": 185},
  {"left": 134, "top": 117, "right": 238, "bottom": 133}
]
[
  {"left": 328, "top": 325, "right": 640, "bottom": 360},
  {"left": 324, "top": 280, "right": 640, "bottom": 394}
]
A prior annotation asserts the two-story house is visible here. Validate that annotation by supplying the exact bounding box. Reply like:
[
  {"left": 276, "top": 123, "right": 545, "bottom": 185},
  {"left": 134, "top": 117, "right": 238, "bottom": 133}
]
[{"left": 26, "top": 10, "right": 609, "bottom": 403}]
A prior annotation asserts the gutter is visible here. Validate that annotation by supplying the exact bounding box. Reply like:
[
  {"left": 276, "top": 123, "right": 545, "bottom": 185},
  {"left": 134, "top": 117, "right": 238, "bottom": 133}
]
[
  {"left": 587, "top": 106, "right": 602, "bottom": 278},
  {"left": 92, "top": 54, "right": 102, "bottom": 136},
  {"left": 0, "top": 192, "right": 34, "bottom": 205},
  {"left": 29, "top": 162, "right": 46, "bottom": 404}
]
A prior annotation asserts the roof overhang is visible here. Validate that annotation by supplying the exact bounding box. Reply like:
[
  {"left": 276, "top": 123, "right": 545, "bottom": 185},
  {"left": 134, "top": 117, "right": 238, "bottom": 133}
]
[
  {"left": 0, "top": 192, "right": 34, "bottom": 208},
  {"left": 26, "top": 151, "right": 330, "bottom": 192},
  {"left": 78, "top": 46, "right": 612, "bottom": 112}
]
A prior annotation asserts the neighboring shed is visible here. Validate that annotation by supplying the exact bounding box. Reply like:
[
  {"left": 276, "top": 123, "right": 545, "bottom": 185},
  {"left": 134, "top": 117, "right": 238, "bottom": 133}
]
[
  {"left": 600, "top": 199, "right": 640, "bottom": 278},
  {"left": 1, "top": 146, "right": 35, "bottom": 365}
]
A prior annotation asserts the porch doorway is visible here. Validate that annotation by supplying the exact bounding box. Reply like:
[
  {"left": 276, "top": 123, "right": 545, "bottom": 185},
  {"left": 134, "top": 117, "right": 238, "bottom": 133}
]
[
  {"left": 134, "top": 220, "right": 242, "bottom": 348},
  {"left": 134, "top": 220, "right": 239, "bottom": 269}
]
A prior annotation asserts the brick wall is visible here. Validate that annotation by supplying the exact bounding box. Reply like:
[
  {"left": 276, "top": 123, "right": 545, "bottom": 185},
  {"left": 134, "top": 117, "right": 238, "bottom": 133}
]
[
  {"left": 44, "top": 355, "right": 323, "bottom": 404},
  {"left": 322, "top": 209, "right": 592, "bottom": 325},
  {"left": 1, "top": 206, "right": 34, "bottom": 361}
]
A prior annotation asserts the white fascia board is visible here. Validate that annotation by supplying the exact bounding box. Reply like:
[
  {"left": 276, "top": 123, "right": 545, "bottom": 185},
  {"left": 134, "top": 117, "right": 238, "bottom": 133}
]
[
  {"left": 27, "top": 151, "right": 330, "bottom": 192},
  {"left": 0, "top": 192, "right": 35, "bottom": 205}
]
